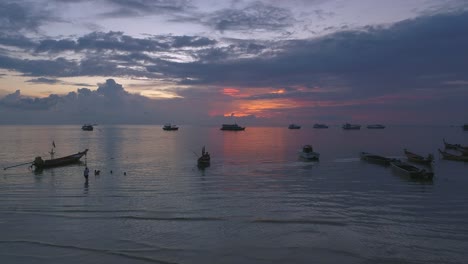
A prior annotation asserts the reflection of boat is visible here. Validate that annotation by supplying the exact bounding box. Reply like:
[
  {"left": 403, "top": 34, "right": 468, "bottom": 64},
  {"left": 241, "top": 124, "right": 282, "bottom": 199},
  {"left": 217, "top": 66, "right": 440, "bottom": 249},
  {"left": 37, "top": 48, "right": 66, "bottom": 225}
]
[
  {"left": 33, "top": 149, "right": 88, "bottom": 170},
  {"left": 404, "top": 149, "right": 434, "bottom": 165},
  {"left": 313, "top": 124, "right": 328, "bottom": 128},
  {"left": 390, "top": 160, "right": 433, "bottom": 180},
  {"left": 288, "top": 124, "right": 301, "bottom": 129},
  {"left": 367, "top": 124, "right": 385, "bottom": 129},
  {"left": 163, "top": 123, "right": 179, "bottom": 131},
  {"left": 197, "top": 146, "right": 211, "bottom": 167},
  {"left": 342, "top": 123, "right": 361, "bottom": 130},
  {"left": 438, "top": 149, "right": 468, "bottom": 162},
  {"left": 299, "top": 145, "right": 320, "bottom": 161},
  {"left": 360, "top": 152, "right": 396, "bottom": 166},
  {"left": 82, "top": 124, "right": 93, "bottom": 131},
  {"left": 220, "top": 123, "right": 245, "bottom": 131}
]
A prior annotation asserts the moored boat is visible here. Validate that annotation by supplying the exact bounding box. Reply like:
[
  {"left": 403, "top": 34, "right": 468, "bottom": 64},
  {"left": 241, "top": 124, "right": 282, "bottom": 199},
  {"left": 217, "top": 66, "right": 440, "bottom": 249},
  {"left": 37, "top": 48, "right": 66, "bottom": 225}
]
[
  {"left": 438, "top": 149, "right": 468, "bottom": 162},
  {"left": 220, "top": 123, "right": 245, "bottom": 131},
  {"left": 33, "top": 149, "right": 88, "bottom": 170},
  {"left": 463, "top": 124, "right": 468, "bottom": 131},
  {"left": 342, "top": 123, "right": 361, "bottom": 130},
  {"left": 82, "top": 124, "right": 93, "bottom": 131},
  {"left": 367, "top": 124, "right": 385, "bottom": 129},
  {"left": 197, "top": 146, "right": 211, "bottom": 168},
  {"left": 299, "top": 145, "right": 320, "bottom": 161},
  {"left": 403, "top": 149, "right": 434, "bottom": 165},
  {"left": 360, "top": 152, "right": 396, "bottom": 166},
  {"left": 390, "top": 160, "right": 434, "bottom": 180},
  {"left": 288, "top": 124, "right": 301, "bottom": 129},
  {"left": 443, "top": 139, "right": 468, "bottom": 155},
  {"left": 313, "top": 124, "right": 329, "bottom": 128},
  {"left": 163, "top": 123, "right": 179, "bottom": 131}
]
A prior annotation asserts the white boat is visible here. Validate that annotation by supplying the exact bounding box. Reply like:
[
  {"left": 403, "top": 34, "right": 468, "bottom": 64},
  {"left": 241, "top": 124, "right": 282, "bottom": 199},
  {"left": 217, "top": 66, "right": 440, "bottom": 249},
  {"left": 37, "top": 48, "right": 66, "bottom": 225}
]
[
  {"left": 367, "top": 124, "right": 385, "bottom": 129},
  {"left": 299, "top": 145, "right": 320, "bottom": 161},
  {"left": 313, "top": 124, "right": 328, "bottom": 128},
  {"left": 342, "top": 123, "right": 361, "bottom": 130}
]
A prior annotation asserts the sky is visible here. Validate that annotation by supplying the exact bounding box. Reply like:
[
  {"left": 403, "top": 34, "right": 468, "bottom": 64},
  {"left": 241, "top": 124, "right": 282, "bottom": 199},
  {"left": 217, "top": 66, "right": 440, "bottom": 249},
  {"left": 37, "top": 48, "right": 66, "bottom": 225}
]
[{"left": 0, "top": 0, "right": 468, "bottom": 125}]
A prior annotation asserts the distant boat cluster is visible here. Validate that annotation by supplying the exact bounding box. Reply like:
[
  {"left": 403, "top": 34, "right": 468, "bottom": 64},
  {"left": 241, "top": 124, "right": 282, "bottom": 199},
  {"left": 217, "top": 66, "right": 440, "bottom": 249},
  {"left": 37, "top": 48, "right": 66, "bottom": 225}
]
[{"left": 360, "top": 139, "right": 468, "bottom": 181}]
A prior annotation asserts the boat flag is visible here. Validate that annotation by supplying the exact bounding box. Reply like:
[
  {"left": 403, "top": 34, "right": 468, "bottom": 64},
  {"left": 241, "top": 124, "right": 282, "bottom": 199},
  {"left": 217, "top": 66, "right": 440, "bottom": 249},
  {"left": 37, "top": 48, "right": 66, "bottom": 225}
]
[{"left": 52, "top": 141, "right": 56, "bottom": 148}]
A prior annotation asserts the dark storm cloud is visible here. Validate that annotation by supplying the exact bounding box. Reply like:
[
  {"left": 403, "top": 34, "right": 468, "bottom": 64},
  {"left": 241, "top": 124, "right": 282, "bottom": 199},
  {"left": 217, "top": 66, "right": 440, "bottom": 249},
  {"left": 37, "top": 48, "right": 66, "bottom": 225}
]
[
  {"left": 35, "top": 32, "right": 216, "bottom": 53},
  {"left": 26, "top": 77, "right": 61, "bottom": 84},
  {"left": 0, "top": 34, "right": 36, "bottom": 49},
  {"left": 101, "top": 0, "right": 192, "bottom": 17},
  {"left": 148, "top": 11, "right": 468, "bottom": 99},
  {"left": 0, "top": 1, "right": 53, "bottom": 32},
  {"left": 184, "top": 1, "right": 294, "bottom": 32}
]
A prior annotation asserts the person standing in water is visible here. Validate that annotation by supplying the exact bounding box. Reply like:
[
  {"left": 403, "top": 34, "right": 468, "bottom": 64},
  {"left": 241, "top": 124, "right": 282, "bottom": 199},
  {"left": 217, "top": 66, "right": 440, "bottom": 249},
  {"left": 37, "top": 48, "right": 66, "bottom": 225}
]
[{"left": 84, "top": 167, "right": 89, "bottom": 181}]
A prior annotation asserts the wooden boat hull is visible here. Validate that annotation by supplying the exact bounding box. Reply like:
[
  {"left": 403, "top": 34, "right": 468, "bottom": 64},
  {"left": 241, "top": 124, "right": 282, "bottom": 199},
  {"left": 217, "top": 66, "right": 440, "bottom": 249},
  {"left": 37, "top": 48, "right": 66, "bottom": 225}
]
[
  {"left": 360, "top": 152, "right": 395, "bottom": 166},
  {"left": 404, "top": 149, "right": 433, "bottom": 165},
  {"left": 288, "top": 124, "right": 301, "bottom": 129},
  {"left": 439, "top": 149, "right": 468, "bottom": 162},
  {"left": 342, "top": 124, "right": 361, "bottom": 130},
  {"left": 390, "top": 161, "right": 433, "bottom": 180},
  {"left": 220, "top": 123, "right": 245, "bottom": 131},
  {"left": 313, "top": 124, "right": 328, "bottom": 128},
  {"left": 34, "top": 149, "right": 88, "bottom": 169},
  {"left": 163, "top": 127, "right": 179, "bottom": 131}
]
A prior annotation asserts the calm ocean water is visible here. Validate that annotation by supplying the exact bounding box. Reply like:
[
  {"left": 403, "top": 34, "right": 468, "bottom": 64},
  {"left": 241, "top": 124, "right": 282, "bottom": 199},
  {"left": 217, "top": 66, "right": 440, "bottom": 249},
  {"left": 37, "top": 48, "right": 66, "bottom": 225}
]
[{"left": 1, "top": 125, "right": 467, "bottom": 264}]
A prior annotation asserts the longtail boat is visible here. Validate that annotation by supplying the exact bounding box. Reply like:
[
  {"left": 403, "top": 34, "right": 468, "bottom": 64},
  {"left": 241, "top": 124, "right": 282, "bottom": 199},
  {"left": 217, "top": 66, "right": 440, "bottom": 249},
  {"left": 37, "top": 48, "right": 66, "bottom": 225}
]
[
  {"left": 443, "top": 139, "right": 468, "bottom": 156},
  {"left": 33, "top": 149, "right": 88, "bottom": 169},
  {"left": 390, "top": 160, "right": 433, "bottom": 181},
  {"left": 438, "top": 149, "right": 468, "bottom": 162},
  {"left": 360, "top": 152, "right": 396, "bottom": 166},
  {"left": 403, "top": 149, "right": 433, "bottom": 165},
  {"left": 197, "top": 146, "right": 210, "bottom": 168}
]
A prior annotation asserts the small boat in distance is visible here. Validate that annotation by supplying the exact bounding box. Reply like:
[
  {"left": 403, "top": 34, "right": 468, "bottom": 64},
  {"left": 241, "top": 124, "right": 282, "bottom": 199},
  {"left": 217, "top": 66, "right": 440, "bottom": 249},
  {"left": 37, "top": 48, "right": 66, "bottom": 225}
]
[
  {"left": 342, "top": 123, "right": 361, "bottom": 130},
  {"left": 404, "top": 149, "right": 434, "bottom": 165},
  {"left": 313, "top": 124, "right": 329, "bottom": 129},
  {"left": 438, "top": 149, "right": 468, "bottom": 162},
  {"left": 390, "top": 160, "right": 434, "bottom": 180},
  {"left": 367, "top": 124, "right": 386, "bottom": 129},
  {"left": 463, "top": 124, "right": 468, "bottom": 131},
  {"left": 163, "top": 123, "right": 179, "bottom": 131},
  {"left": 33, "top": 149, "right": 88, "bottom": 170},
  {"left": 197, "top": 146, "right": 211, "bottom": 168},
  {"left": 82, "top": 124, "right": 93, "bottom": 131},
  {"left": 299, "top": 145, "right": 320, "bottom": 161},
  {"left": 360, "top": 152, "right": 396, "bottom": 166},
  {"left": 288, "top": 124, "right": 301, "bottom": 129},
  {"left": 220, "top": 123, "right": 245, "bottom": 131}
]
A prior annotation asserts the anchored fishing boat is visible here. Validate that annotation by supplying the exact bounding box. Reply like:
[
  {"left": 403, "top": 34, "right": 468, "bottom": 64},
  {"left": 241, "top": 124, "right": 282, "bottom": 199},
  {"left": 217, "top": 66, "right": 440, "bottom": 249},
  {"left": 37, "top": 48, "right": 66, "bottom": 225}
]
[
  {"left": 163, "top": 123, "right": 179, "bottom": 131},
  {"left": 197, "top": 146, "right": 211, "bottom": 168},
  {"left": 299, "top": 145, "right": 320, "bottom": 161},
  {"left": 443, "top": 139, "right": 468, "bottom": 155},
  {"left": 220, "top": 123, "right": 245, "bottom": 131},
  {"left": 390, "top": 160, "right": 433, "bottom": 180},
  {"left": 82, "top": 124, "right": 94, "bottom": 131},
  {"left": 342, "top": 123, "right": 361, "bottom": 130},
  {"left": 288, "top": 124, "right": 301, "bottom": 129},
  {"left": 33, "top": 149, "right": 88, "bottom": 170},
  {"left": 404, "top": 149, "right": 434, "bottom": 165},
  {"left": 438, "top": 149, "right": 468, "bottom": 162},
  {"left": 313, "top": 124, "right": 328, "bottom": 128},
  {"left": 360, "top": 152, "right": 396, "bottom": 166}
]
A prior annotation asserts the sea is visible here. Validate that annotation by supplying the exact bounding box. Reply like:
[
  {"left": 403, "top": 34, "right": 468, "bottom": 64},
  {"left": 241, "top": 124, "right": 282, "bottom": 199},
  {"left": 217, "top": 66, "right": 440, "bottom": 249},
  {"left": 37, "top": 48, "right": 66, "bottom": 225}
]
[{"left": 0, "top": 125, "right": 467, "bottom": 264}]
